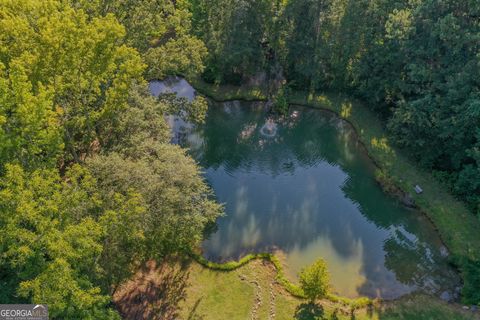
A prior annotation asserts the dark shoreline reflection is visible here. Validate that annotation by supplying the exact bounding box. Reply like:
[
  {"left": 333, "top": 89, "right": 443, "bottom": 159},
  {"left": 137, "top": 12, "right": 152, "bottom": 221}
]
[{"left": 149, "top": 79, "right": 460, "bottom": 300}]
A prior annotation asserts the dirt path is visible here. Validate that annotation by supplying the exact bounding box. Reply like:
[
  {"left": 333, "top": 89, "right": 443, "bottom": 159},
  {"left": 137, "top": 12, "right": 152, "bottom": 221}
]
[
  {"left": 269, "top": 281, "right": 276, "bottom": 320},
  {"left": 238, "top": 260, "right": 280, "bottom": 320}
]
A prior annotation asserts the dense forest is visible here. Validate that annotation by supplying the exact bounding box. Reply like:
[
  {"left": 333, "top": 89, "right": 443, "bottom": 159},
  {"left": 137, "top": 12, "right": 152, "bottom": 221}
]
[{"left": 0, "top": 0, "right": 479, "bottom": 318}]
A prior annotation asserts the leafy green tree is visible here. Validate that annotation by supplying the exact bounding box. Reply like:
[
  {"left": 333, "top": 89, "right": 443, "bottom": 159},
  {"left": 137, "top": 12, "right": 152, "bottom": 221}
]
[
  {"left": 0, "top": 0, "right": 145, "bottom": 164},
  {"left": 299, "top": 259, "right": 330, "bottom": 303},
  {"left": 0, "top": 164, "right": 118, "bottom": 319},
  {"left": 144, "top": 35, "right": 208, "bottom": 79},
  {"left": 283, "top": 0, "right": 334, "bottom": 90},
  {"left": 192, "top": 0, "right": 282, "bottom": 84},
  {"left": 0, "top": 62, "right": 62, "bottom": 172},
  {"left": 71, "top": 0, "right": 208, "bottom": 79},
  {"left": 97, "top": 191, "right": 148, "bottom": 292},
  {"left": 272, "top": 83, "right": 290, "bottom": 115},
  {"left": 87, "top": 145, "right": 223, "bottom": 260}
]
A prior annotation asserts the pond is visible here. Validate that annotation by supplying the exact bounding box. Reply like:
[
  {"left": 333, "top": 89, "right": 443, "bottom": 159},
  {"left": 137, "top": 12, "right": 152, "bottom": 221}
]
[{"left": 149, "top": 78, "right": 460, "bottom": 300}]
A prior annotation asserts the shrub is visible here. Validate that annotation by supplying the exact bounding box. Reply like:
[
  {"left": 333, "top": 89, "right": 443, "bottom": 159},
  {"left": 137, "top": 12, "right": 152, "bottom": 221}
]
[
  {"left": 273, "top": 85, "right": 290, "bottom": 115},
  {"left": 298, "top": 259, "right": 330, "bottom": 303}
]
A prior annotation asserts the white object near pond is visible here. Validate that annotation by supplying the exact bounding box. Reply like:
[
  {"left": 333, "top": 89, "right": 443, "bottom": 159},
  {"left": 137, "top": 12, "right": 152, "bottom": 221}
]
[{"left": 414, "top": 185, "right": 423, "bottom": 194}]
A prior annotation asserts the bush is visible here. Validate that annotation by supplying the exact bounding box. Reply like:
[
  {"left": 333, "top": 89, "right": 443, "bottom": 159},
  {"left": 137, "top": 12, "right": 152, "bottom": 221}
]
[
  {"left": 273, "top": 85, "right": 290, "bottom": 115},
  {"left": 457, "top": 257, "right": 480, "bottom": 305}
]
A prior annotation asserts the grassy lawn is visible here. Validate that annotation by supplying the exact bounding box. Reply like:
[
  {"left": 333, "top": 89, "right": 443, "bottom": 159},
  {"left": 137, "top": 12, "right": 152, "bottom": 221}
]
[
  {"left": 188, "top": 76, "right": 480, "bottom": 304},
  {"left": 179, "top": 262, "right": 254, "bottom": 319},
  {"left": 177, "top": 259, "right": 478, "bottom": 320}
]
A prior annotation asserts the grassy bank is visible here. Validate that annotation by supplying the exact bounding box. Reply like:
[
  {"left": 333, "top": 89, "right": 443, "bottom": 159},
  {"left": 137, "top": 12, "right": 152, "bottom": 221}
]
[
  {"left": 178, "top": 259, "right": 478, "bottom": 320},
  {"left": 191, "top": 252, "right": 371, "bottom": 309},
  {"left": 188, "top": 78, "right": 268, "bottom": 101},
  {"left": 188, "top": 77, "right": 480, "bottom": 305}
]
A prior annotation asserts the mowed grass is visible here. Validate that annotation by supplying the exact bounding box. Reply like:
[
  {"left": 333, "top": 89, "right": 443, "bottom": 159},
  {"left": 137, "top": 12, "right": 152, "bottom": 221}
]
[
  {"left": 179, "top": 265, "right": 253, "bottom": 319},
  {"left": 189, "top": 76, "right": 480, "bottom": 303},
  {"left": 178, "top": 259, "right": 478, "bottom": 320}
]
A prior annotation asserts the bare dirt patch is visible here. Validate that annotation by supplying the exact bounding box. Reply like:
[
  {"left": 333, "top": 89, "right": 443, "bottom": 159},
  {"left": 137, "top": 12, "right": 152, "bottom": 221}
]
[{"left": 113, "top": 260, "right": 190, "bottom": 320}]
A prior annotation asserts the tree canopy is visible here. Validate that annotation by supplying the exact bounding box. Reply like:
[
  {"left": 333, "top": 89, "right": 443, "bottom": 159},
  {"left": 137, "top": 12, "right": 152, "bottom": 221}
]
[{"left": 0, "top": 0, "right": 221, "bottom": 318}]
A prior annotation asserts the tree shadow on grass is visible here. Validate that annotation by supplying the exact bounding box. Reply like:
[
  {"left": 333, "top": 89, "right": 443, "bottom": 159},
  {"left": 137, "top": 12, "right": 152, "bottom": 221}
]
[
  {"left": 114, "top": 260, "right": 190, "bottom": 320},
  {"left": 295, "top": 302, "right": 325, "bottom": 320}
]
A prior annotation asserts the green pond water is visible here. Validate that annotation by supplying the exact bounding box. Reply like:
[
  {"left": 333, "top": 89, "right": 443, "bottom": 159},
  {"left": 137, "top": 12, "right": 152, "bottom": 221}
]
[{"left": 150, "top": 78, "right": 460, "bottom": 300}]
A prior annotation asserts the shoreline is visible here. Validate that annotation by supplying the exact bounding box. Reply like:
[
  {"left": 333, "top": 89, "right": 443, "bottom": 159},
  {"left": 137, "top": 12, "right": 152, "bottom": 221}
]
[{"left": 190, "top": 251, "right": 373, "bottom": 309}]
